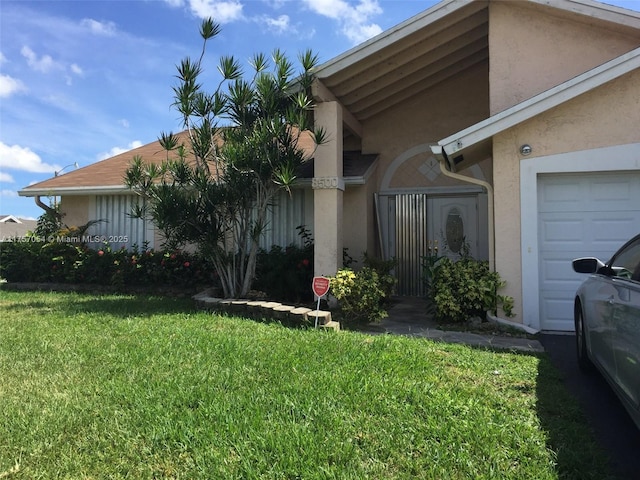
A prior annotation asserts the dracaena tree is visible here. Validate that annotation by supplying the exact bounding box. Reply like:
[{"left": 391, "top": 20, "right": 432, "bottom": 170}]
[{"left": 124, "top": 18, "right": 325, "bottom": 298}]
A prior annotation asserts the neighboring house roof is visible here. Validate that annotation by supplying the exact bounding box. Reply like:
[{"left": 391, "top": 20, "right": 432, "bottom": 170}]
[
  {"left": 0, "top": 214, "right": 22, "bottom": 223},
  {"left": 432, "top": 45, "right": 640, "bottom": 169},
  {"left": 0, "top": 216, "right": 38, "bottom": 240},
  {"left": 313, "top": 0, "right": 640, "bottom": 124}
]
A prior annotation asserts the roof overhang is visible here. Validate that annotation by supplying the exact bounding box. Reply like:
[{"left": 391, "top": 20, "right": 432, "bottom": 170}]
[
  {"left": 19, "top": 185, "right": 131, "bottom": 197},
  {"left": 314, "top": 0, "right": 490, "bottom": 123},
  {"left": 432, "top": 45, "right": 640, "bottom": 170}
]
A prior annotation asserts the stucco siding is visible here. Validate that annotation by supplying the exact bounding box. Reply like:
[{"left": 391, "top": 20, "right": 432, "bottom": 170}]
[
  {"left": 489, "top": 1, "right": 640, "bottom": 115},
  {"left": 493, "top": 66, "right": 640, "bottom": 322},
  {"left": 509, "top": 68, "right": 640, "bottom": 157},
  {"left": 364, "top": 61, "right": 490, "bottom": 192},
  {"left": 59, "top": 196, "right": 90, "bottom": 228}
]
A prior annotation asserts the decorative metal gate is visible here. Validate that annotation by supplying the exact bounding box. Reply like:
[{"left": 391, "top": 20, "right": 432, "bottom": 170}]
[{"left": 376, "top": 192, "right": 483, "bottom": 296}]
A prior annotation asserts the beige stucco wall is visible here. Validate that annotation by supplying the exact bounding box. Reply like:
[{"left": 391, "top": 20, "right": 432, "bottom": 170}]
[
  {"left": 493, "top": 67, "right": 640, "bottom": 320},
  {"left": 364, "top": 61, "right": 490, "bottom": 185},
  {"left": 340, "top": 61, "right": 491, "bottom": 264},
  {"left": 59, "top": 196, "right": 90, "bottom": 228},
  {"left": 489, "top": 1, "right": 640, "bottom": 115}
]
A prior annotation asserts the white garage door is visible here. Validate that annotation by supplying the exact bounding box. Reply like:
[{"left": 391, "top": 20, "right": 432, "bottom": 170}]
[{"left": 538, "top": 172, "right": 640, "bottom": 331}]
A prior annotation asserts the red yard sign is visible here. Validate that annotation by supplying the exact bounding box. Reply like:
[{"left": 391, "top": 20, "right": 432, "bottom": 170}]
[{"left": 312, "top": 276, "right": 330, "bottom": 298}]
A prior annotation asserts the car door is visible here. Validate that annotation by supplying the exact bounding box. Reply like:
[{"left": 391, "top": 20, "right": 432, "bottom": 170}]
[
  {"left": 609, "top": 237, "right": 640, "bottom": 410},
  {"left": 582, "top": 276, "right": 618, "bottom": 377}
]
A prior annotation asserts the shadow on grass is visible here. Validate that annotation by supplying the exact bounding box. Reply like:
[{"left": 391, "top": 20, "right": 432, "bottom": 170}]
[{"left": 2, "top": 288, "right": 198, "bottom": 318}]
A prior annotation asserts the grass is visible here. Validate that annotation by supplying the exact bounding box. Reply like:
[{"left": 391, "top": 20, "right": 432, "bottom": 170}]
[{"left": 0, "top": 290, "right": 613, "bottom": 479}]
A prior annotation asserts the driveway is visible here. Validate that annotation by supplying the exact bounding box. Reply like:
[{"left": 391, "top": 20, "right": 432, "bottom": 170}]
[{"left": 539, "top": 334, "right": 640, "bottom": 480}]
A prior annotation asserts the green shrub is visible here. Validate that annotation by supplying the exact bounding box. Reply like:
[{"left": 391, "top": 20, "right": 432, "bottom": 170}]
[
  {"left": 253, "top": 226, "right": 314, "bottom": 303},
  {"left": 427, "top": 256, "right": 513, "bottom": 324},
  {"left": 0, "top": 241, "right": 216, "bottom": 291},
  {"left": 330, "top": 266, "right": 394, "bottom": 326}
]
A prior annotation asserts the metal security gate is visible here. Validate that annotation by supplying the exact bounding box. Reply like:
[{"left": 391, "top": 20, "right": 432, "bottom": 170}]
[
  {"left": 377, "top": 193, "right": 429, "bottom": 296},
  {"left": 376, "top": 192, "right": 484, "bottom": 296},
  {"left": 394, "top": 194, "right": 430, "bottom": 296}
]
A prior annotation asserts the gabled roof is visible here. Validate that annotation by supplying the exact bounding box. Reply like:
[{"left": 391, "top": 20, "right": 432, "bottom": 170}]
[
  {"left": 314, "top": 0, "right": 640, "bottom": 123},
  {"left": 19, "top": 129, "right": 317, "bottom": 196},
  {"left": 432, "top": 44, "right": 640, "bottom": 169},
  {"left": 20, "top": 131, "right": 195, "bottom": 196},
  {"left": 0, "top": 214, "right": 22, "bottom": 223}
]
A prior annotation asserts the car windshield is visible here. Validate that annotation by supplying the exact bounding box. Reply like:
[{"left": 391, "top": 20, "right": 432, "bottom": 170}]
[{"left": 610, "top": 236, "right": 640, "bottom": 282}]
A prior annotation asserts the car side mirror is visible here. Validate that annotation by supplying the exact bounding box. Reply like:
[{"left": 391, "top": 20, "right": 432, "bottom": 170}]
[{"left": 572, "top": 257, "right": 605, "bottom": 274}]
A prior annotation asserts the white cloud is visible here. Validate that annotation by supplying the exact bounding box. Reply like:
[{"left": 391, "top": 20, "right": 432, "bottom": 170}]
[
  {"left": 21, "top": 46, "right": 61, "bottom": 73},
  {"left": 261, "top": 14, "right": 291, "bottom": 34},
  {"left": 1, "top": 189, "right": 18, "bottom": 197},
  {"left": 119, "top": 119, "right": 130, "bottom": 128},
  {"left": 70, "top": 64, "right": 84, "bottom": 76},
  {"left": 0, "top": 52, "right": 6, "bottom": 64},
  {"left": 97, "top": 140, "right": 143, "bottom": 160},
  {"left": 346, "top": 22, "right": 381, "bottom": 43},
  {"left": 0, "top": 142, "right": 61, "bottom": 173},
  {"left": 0, "top": 74, "right": 27, "bottom": 98},
  {"left": 0, "top": 172, "right": 15, "bottom": 183},
  {"left": 302, "top": 0, "right": 382, "bottom": 43},
  {"left": 80, "top": 18, "right": 117, "bottom": 36},
  {"left": 174, "top": 0, "right": 244, "bottom": 23}
]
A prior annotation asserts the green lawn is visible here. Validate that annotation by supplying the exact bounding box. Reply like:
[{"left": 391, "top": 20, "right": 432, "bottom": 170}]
[{"left": 0, "top": 291, "right": 612, "bottom": 479}]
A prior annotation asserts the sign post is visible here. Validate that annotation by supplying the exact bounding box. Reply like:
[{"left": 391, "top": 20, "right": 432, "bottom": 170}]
[{"left": 312, "top": 276, "right": 331, "bottom": 328}]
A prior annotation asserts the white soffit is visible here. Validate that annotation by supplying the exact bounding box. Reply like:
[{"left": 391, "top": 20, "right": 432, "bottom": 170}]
[
  {"left": 315, "top": 0, "right": 472, "bottom": 78},
  {"left": 436, "top": 46, "right": 640, "bottom": 164}
]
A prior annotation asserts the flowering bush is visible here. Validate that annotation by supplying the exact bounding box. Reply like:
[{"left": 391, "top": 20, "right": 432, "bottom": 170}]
[
  {"left": 253, "top": 225, "right": 314, "bottom": 303},
  {"left": 0, "top": 240, "right": 217, "bottom": 291},
  {"left": 330, "top": 266, "right": 395, "bottom": 326},
  {"left": 253, "top": 243, "right": 313, "bottom": 303}
]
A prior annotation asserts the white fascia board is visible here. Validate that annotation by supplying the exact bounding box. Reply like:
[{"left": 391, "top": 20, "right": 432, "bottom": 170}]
[
  {"left": 532, "top": 0, "right": 640, "bottom": 27},
  {"left": 439, "top": 46, "right": 640, "bottom": 158},
  {"left": 18, "top": 185, "right": 130, "bottom": 197},
  {"left": 315, "top": 0, "right": 471, "bottom": 78}
]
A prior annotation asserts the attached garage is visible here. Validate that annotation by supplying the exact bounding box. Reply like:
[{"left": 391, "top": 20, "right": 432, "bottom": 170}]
[
  {"left": 537, "top": 171, "right": 640, "bottom": 331},
  {"left": 520, "top": 143, "right": 640, "bottom": 332}
]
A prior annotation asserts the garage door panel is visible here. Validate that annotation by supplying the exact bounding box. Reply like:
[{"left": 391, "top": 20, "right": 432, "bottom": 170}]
[
  {"left": 590, "top": 178, "right": 640, "bottom": 209},
  {"left": 538, "top": 172, "right": 640, "bottom": 331},
  {"left": 540, "top": 291, "right": 575, "bottom": 332},
  {"left": 538, "top": 181, "right": 585, "bottom": 212},
  {"left": 539, "top": 215, "right": 586, "bottom": 248}
]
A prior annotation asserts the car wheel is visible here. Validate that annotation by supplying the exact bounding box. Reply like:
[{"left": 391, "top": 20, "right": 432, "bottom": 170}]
[{"left": 575, "top": 303, "right": 594, "bottom": 373}]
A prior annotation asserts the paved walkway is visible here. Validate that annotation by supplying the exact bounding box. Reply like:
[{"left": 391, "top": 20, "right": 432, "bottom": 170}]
[{"left": 361, "top": 296, "right": 545, "bottom": 353}]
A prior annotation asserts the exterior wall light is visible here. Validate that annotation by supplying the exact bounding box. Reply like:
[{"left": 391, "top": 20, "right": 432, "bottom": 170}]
[{"left": 520, "top": 144, "right": 532, "bottom": 156}]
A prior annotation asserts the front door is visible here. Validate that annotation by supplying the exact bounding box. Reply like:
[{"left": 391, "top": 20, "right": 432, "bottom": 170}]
[
  {"left": 376, "top": 193, "right": 485, "bottom": 296},
  {"left": 428, "top": 196, "right": 479, "bottom": 260}
]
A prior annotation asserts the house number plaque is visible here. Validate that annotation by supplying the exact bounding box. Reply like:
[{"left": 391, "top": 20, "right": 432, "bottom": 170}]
[{"left": 312, "top": 176, "right": 345, "bottom": 190}]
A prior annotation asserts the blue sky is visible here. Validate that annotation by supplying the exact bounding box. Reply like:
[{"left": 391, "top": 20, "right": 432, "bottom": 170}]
[{"left": 1, "top": 0, "right": 639, "bottom": 219}]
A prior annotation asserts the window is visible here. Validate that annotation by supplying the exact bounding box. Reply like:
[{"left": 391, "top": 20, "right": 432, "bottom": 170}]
[{"left": 610, "top": 237, "right": 640, "bottom": 282}]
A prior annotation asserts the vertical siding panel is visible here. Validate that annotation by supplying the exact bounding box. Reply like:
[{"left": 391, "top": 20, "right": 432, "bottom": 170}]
[
  {"left": 92, "top": 195, "right": 154, "bottom": 251},
  {"left": 394, "top": 193, "right": 427, "bottom": 296}
]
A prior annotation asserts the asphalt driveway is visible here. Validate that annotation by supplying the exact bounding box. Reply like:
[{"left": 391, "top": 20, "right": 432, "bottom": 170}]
[{"left": 539, "top": 334, "right": 640, "bottom": 480}]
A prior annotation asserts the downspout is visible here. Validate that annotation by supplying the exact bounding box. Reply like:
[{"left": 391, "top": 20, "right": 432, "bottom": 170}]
[
  {"left": 430, "top": 146, "right": 538, "bottom": 335},
  {"left": 430, "top": 145, "right": 494, "bottom": 271},
  {"left": 34, "top": 195, "right": 57, "bottom": 216}
]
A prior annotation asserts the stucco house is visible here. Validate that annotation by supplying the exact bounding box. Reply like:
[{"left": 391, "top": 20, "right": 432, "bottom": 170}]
[{"left": 20, "top": 0, "right": 640, "bottom": 332}]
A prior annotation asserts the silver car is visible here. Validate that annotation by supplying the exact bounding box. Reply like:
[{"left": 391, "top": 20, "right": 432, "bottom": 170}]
[{"left": 572, "top": 233, "right": 640, "bottom": 429}]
